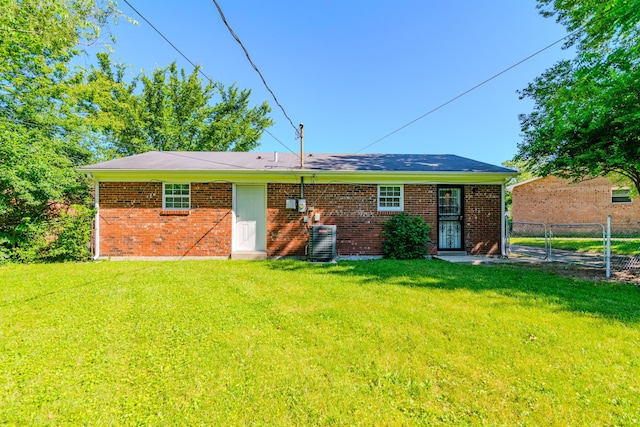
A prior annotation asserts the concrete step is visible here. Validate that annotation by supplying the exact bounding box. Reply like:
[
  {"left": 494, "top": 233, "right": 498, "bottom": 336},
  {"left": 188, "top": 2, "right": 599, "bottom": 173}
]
[
  {"left": 231, "top": 251, "right": 268, "bottom": 260},
  {"left": 436, "top": 251, "right": 468, "bottom": 256}
]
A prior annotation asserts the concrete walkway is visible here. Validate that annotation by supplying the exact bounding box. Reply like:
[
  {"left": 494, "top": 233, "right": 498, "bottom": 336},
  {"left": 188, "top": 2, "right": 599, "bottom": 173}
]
[
  {"left": 434, "top": 245, "right": 610, "bottom": 268},
  {"left": 432, "top": 254, "right": 540, "bottom": 265}
]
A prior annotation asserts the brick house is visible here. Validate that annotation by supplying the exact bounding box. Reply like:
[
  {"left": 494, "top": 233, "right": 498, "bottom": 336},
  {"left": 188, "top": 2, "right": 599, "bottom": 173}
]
[
  {"left": 80, "top": 152, "right": 515, "bottom": 260},
  {"left": 509, "top": 175, "right": 640, "bottom": 231}
]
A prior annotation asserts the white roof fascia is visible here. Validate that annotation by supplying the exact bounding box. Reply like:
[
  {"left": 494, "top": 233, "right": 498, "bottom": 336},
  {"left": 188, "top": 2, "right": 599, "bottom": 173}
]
[{"left": 84, "top": 169, "right": 516, "bottom": 185}]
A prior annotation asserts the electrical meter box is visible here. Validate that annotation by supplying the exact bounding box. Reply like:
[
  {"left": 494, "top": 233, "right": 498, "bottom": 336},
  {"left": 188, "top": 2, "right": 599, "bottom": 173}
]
[
  {"left": 297, "top": 199, "right": 307, "bottom": 213},
  {"left": 285, "top": 199, "right": 297, "bottom": 209}
]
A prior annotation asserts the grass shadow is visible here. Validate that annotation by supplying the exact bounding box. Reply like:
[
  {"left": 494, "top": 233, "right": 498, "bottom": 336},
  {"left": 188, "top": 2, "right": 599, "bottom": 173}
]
[
  {"left": 266, "top": 258, "right": 640, "bottom": 323},
  {"left": 0, "top": 263, "right": 156, "bottom": 307}
]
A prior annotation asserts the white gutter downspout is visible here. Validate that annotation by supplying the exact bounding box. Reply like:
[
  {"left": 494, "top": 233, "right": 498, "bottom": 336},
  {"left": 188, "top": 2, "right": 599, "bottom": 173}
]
[
  {"left": 93, "top": 178, "right": 100, "bottom": 260},
  {"left": 501, "top": 180, "right": 507, "bottom": 258}
]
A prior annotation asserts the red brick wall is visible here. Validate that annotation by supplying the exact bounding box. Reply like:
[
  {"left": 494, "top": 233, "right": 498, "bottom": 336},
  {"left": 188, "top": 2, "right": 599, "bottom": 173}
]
[
  {"left": 98, "top": 181, "right": 504, "bottom": 258},
  {"left": 267, "top": 183, "right": 502, "bottom": 257},
  {"left": 464, "top": 185, "right": 503, "bottom": 255},
  {"left": 511, "top": 176, "right": 640, "bottom": 231},
  {"left": 98, "top": 182, "right": 233, "bottom": 257},
  {"left": 267, "top": 183, "right": 416, "bottom": 257}
]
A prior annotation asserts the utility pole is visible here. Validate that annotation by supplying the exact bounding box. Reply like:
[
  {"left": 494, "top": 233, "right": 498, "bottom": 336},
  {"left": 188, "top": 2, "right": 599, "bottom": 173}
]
[{"left": 299, "top": 123, "right": 304, "bottom": 169}]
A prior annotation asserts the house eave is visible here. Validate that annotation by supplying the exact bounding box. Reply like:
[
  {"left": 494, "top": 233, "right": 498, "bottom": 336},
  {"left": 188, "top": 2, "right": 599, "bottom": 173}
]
[
  {"left": 506, "top": 176, "right": 542, "bottom": 191},
  {"left": 82, "top": 168, "right": 516, "bottom": 185},
  {"left": 308, "top": 170, "right": 515, "bottom": 184}
]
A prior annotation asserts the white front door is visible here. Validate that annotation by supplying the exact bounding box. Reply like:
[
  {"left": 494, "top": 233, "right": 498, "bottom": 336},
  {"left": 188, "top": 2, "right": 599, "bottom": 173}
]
[{"left": 234, "top": 185, "right": 266, "bottom": 252}]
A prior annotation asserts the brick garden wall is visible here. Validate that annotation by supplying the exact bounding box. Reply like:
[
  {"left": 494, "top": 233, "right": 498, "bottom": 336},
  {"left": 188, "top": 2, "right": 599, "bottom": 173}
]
[
  {"left": 511, "top": 176, "right": 640, "bottom": 231},
  {"left": 98, "top": 181, "right": 504, "bottom": 258}
]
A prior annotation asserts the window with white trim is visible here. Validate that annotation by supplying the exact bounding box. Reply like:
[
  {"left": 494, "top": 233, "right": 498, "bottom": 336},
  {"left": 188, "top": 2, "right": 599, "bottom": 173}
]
[
  {"left": 163, "top": 183, "right": 190, "bottom": 209},
  {"left": 378, "top": 185, "right": 404, "bottom": 211},
  {"left": 612, "top": 188, "right": 632, "bottom": 204}
]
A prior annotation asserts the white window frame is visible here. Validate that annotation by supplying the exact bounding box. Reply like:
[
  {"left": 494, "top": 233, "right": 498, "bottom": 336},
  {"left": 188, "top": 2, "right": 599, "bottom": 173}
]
[
  {"left": 377, "top": 184, "right": 404, "bottom": 212},
  {"left": 612, "top": 187, "right": 632, "bottom": 204},
  {"left": 163, "top": 183, "right": 191, "bottom": 210}
]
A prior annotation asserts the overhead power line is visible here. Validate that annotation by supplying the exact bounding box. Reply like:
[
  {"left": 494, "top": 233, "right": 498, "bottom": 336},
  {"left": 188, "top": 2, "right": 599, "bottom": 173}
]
[
  {"left": 120, "top": 0, "right": 298, "bottom": 155},
  {"left": 121, "top": 0, "right": 213, "bottom": 84},
  {"left": 356, "top": 0, "right": 637, "bottom": 154},
  {"left": 354, "top": 31, "right": 576, "bottom": 154},
  {"left": 210, "top": 0, "right": 300, "bottom": 138},
  {"left": 265, "top": 129, "right": 298, "bottom": 156}
]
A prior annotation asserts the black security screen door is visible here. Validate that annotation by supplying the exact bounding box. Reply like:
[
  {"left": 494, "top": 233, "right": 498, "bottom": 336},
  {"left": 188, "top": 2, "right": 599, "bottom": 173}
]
[{"left": 437, "top": 186, "right": 463, "bottom": 251}]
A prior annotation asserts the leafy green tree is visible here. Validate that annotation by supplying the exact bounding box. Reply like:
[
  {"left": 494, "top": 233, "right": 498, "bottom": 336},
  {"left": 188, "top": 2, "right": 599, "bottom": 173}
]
[
  {"left": 502, "top": 159, "right": 535, "bottom": 184},
  {"left": 515, "top": 1, "right": 640, "bottom": 191},
  {"left": 502, "top": 159, "right": 536, "bottom": 213},
  {"left": 536, "top": 0, "right": 640, "bottom": 52},
  {"left": 0, "top": 0, "right": 120, "bottom": 261},
  {"left": 517, "top": 45, "right": 640, "bottom": 191},
  {"left": 87, "top": 55, "right": 273, "bottom": 156}
]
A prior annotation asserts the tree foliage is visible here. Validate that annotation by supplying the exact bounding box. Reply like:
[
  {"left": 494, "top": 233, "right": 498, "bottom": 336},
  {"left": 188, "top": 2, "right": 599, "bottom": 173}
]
[
  {"left": 85, "top": 54, "right": 273, "bottom": 157},
  {"left": 0, "top": 0, "right": 119, "bottom": 261},
  {"left": 502, "top": 159, "right": 537, "bottom": 213},
  {"left": 11, "top": 205, "right": 94, "bottom": 263},
  {"left": 536, "top": 0, "right": 640, "bottom": 52},
  {"left": 516, "top": 1, "right": 640, "bottom": 191},
  {"left": 517, "top": 48, "right": 640, "bottom": 190}
]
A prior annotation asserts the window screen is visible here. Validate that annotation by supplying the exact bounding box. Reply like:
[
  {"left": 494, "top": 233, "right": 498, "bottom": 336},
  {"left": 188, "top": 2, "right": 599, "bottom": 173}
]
[
  {"left": 378, "top": 185, "right": 403, "bottom": 211},
  {"left": 164, "top": 183, "right": 190, "bottom": 209}
]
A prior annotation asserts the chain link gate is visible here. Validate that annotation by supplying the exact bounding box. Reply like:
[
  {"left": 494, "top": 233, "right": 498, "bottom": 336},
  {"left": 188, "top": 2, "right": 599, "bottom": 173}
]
[
  {"left": 508, "top": 216, "right": 640, "bottom": 280},
  {"left": 548, "top": 223, "right": 606, "bottom": 268},
  {"left": 508, "top": 222, "right": 549, "bottom": 260}
]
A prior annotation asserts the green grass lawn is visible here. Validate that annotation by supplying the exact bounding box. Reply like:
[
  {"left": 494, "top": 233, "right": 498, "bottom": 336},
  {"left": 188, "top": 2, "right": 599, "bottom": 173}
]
[
  {"left": 511, "top": 236, "right": 640, "bottom": 255},
  {"left": 1, "top": 260, "right": 640, "bottom": 425}
]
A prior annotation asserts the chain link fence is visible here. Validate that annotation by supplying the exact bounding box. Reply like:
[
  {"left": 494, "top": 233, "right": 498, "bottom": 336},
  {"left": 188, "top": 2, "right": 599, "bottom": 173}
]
[
  {"left": 508, "top": 222, "right": 548, "bottom": 260},
  {"left": 550, "top": 223, "right": 607, "bottom": 268},
  {"left": 508, "top": 216, "right": 640, "bottom": 279},
  {"left": 609, "top": 221, "right": 640, "bottom": 276}
]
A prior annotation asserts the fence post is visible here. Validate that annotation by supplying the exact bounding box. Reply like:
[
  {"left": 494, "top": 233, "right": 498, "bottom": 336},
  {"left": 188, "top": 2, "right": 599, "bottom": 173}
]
[
  {"left": 606, "top": 215, "right": 611, "bottom": 278},
  {"left": 503, "top": 211, "right": 509, "bottom": 258}
]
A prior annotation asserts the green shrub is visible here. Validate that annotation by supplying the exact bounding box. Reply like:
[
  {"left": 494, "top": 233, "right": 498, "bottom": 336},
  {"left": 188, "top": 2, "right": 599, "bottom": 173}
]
[
  {"left": 0, "top": 237, "right": 11, "bottom": 265},
  {"left": 47, "top": 205, "right": 94, "bottom": 262},
  {"left": 383, "top": 213, "right": 431, "bottom": 259},
  {"left": 5, "top": 205, "right": 94, "bottom": 263},
  {"left": 12, "top": 218, "right": 50, "bottom": 263}
]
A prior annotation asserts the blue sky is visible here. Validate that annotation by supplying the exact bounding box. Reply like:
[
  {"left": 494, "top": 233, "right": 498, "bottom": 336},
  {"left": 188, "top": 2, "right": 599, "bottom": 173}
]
[{"left": 87, "top": 1, "right": 571, "bottom": 166}]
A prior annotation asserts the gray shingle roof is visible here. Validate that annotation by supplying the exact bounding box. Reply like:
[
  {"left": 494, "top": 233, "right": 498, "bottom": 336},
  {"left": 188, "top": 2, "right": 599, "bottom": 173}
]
[{"left": 82, "top": 151, "right": 515, "bottom": 174}]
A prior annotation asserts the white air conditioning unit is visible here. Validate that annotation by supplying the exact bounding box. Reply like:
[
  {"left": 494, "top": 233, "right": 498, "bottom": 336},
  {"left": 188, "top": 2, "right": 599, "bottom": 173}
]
[{"left": 309, "top": 225, "right": 336, "bottom": 262}]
